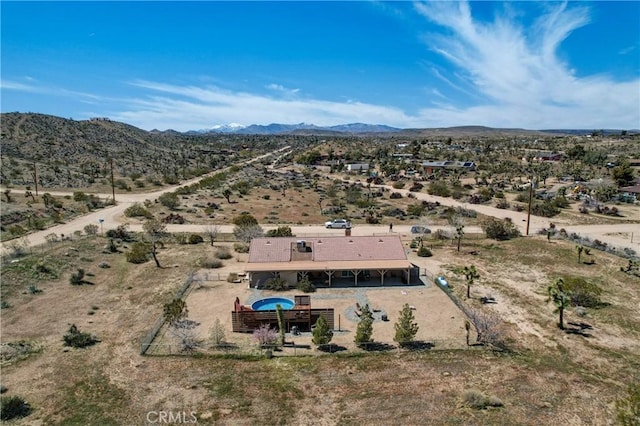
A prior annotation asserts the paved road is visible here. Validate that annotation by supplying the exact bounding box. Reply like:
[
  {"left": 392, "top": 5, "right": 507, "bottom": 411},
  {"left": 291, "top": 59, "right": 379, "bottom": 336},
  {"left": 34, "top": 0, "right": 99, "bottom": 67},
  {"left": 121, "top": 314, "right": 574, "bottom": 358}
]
[{"left": 2, "top": 148, "right": 639, "bottom": 255}]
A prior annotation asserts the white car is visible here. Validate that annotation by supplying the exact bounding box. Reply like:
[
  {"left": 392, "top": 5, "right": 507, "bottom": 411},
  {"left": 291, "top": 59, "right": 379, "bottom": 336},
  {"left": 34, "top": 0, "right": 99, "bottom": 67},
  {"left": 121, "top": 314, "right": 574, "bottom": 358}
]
[{"left": 325, "top": 219, "right": 352, "bottom": 229}]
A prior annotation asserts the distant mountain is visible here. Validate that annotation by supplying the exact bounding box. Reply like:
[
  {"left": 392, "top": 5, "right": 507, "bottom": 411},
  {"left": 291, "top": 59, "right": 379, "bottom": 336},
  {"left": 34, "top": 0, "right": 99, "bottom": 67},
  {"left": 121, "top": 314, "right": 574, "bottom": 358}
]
[{"left": 195, "top": 122, "right": 402, "bottom": 135}]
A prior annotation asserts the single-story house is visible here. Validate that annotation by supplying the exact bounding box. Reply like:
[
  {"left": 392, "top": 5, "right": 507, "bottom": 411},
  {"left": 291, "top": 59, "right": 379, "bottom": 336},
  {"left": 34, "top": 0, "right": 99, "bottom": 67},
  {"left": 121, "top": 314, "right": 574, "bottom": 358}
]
[
  {"left": 244, "top": 236, "right": 419, "bottom": 288},
  {"left": 534, "top": 152, "right": 562, "bottom": 162},
  {"left": 346, "top": 163, "right": 370, "bottom": 172},
  {"left": 421, "top": 160, "right": 477, "bottom": 174}
]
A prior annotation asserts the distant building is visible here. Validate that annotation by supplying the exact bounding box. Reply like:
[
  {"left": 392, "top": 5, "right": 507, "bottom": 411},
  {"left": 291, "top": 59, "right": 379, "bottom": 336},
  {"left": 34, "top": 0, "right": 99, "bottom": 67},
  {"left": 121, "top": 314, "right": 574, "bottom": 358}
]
[
  {"left": 534, "top": 152, "right": 562, "bottom": 162},
  {"left": 346, "top": 163, "right": 370, "bottom": 172},
  {"left": 421, "top": 160, "right": 476, "bottom": 174}
]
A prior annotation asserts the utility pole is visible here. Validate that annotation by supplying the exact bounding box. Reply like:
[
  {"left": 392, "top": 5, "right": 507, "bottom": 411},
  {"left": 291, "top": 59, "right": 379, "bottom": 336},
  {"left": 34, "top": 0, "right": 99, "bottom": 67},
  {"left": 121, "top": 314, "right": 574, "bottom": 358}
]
[
  {"left": 526, "top": 176, "right": 534, "bottom": 236},
  {"left": 110, "top": 158, "right": 116, "bottom": 203}
]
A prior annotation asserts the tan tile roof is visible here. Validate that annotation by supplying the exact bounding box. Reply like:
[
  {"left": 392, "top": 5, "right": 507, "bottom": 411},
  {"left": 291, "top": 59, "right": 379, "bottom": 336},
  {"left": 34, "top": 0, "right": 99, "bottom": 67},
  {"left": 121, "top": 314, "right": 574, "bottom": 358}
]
[
  {"left": 245, "top": 259, "right": 413, "bottom": 272},
  {"left": 248, "top": 236, "right": 408, "bottom": 264}
]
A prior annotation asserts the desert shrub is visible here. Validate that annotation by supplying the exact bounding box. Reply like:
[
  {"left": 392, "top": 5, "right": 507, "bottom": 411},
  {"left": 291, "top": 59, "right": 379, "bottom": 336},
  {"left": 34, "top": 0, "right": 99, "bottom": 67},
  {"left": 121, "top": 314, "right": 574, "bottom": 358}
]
[
  {"left": 84, "top": 224, "right": 99, "bottom": 235},
  {"left": 417, "top": 246, "right": 432, "bottom": 257},
  {"left": 532, "top": 201, "right": 561, "bottom": 217},
  {"left": 158, "top": 192, "right": 180, "bottom": 209},
  {"left": 0, "top": 395, "right": 31, "bottom": 421},
  {"left": 233, "top": 243, "right": 250, "bottom": 253},
  {"left": 296, "top": 277, "right": 316, "bottom": 293},
  {"left": 455, "top": 206, "right": 477, "bottom": 218},
  {"left": 188, "top": 234, "right": 204, "bottom": 244},
  {"left": 562, "top": 276, "right": 604, "bottom": 308},
  {"left": 63, "top": 324, "right": 98, "bottom": 348},
  {"left": 514, "top": 193, "right": 528, "bottom": 203},
  {"left": 495, "top": 199, "right": 510, "bottom": 209},
  {"left": 215, "top": 248, "right": 233, "bottom": 259},
  {"left": 427, "top": 181, "right": 451, "bottom": 197},
  {"left": 552, "top": 196, "right": 570, "bottom": 209},
  {"left": 462, "top": 389, "right": 504, "bottom": 409},
  {"left": 126, "top": 242, "right": 151, "bottom": 264},
  {"left": 482, "top": 217, "right": 520, "bottom": 241},
  {"left": 69, "top": 268, "right": 85, "bottom": 285},
  {"left": 392, "top": 181, "right": 405, "bottom": 189},
  {"left": 389, "top": 192, "right": 403, "bottom": 199},
  {"left": 226, "top": 273, "right": 239, "bottom": 283},
  {"left": 98, "top": 261, "right": 110, "bottom": 269},
  {"left": 124, "top": 203, "right": 153, "bottom": 218},
  {"left": 407, "top": 203, "right": 426, "bottom": 217},
  {"left": 202, "top": 259, "right": 223, "bottom": 269},
  {"left": 264, "top": 277, "right": 289, "bottom": 291},
  {"left": 105, "top": 224, "right": 133, "bottom": 242},
  {"left": 27, "top": 285, "right": 42, "bottom": 295},
  {"left": 265, "top": 226, "right": 294, "bottom": 237}
]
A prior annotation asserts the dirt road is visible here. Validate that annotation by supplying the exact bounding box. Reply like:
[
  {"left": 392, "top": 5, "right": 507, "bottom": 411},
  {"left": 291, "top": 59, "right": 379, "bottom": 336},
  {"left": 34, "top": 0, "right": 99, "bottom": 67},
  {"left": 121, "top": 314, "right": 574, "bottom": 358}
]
[{"left": 2, "top": 148, "right": 638, "bottom": 255}]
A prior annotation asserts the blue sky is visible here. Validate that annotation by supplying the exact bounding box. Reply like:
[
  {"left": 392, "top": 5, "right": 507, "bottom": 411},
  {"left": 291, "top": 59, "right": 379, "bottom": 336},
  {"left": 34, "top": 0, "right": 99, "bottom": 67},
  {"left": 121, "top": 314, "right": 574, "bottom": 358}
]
[{"left": 2, "top": 1, "right": 639, "bottom": 131}]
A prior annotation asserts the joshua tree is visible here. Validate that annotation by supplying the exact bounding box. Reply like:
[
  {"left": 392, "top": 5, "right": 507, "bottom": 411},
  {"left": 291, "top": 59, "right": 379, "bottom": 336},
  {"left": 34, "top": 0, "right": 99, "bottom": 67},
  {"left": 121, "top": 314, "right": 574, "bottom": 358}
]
[
  {"left": 548, "top": 278, "right": 571, "bottom": 330},
  {"left": 462, "top": 265, "right": 480, "bottom": 299},
  {"left": 394, "top": 303, "right": 419, "bottom": 347},
  {"left": 143, "top": 218, "right": 167, "bottom": 268},
  {"left": 222, "top": 188, "right": 232, "bottom": 203},
  {"left": 449, "top": 215, "right": 465, "bottom": 252},
  {"left": 464, "top": 320, "right": 471, "bottom": 346},
  {"left": 576, "top": 245, "right": 584, "bottom": 264}
]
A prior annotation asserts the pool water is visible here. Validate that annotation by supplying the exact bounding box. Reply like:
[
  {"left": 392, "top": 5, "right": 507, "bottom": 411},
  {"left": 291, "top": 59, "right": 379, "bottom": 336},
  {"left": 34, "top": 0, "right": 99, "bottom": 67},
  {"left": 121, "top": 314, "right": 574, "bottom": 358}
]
[{"left": 251, "top": 297, "right": 295, "bottom": 311}]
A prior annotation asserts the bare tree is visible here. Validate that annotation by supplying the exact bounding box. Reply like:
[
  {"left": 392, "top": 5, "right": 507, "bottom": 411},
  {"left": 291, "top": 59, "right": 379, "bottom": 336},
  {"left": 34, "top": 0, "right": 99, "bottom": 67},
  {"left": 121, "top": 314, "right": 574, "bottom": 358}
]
[
  {"left": 204, "top": 224, "right": 220, "bottom": 246},
  {"left": 465, "top": 307, "right": 507, "bottom": 349},
  {"left": 233, "top": 224, "right": 264, "bottom": 243}
]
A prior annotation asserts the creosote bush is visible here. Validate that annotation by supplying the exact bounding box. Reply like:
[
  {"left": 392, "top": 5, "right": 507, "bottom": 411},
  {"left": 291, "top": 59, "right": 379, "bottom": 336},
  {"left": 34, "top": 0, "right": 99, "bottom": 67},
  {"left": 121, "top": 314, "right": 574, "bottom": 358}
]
[
  {"left": 417, "top": 246, "right": 432, "bottom": 257},
  {"left": 126, "top": 242, "right": 151, "bottom": 264},
  {"left": 63, "top": 324, "right": 99, "bottom": 348},
  {"left": 215, "top": 248, "right": 233, "bottom": 260},
  {"left": 233, "top": 243, "right": 250, "bottom": 253},
  {"left": 201, "top": 259, "right": 223, "bottom": 269}
]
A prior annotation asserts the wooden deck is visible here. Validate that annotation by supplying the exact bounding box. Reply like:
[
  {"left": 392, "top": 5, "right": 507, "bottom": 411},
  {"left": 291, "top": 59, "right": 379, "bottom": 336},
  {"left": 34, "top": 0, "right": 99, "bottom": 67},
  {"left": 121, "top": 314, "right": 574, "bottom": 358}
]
[{"left": 231, "top": 295, "right": 334, "bottom": 333}]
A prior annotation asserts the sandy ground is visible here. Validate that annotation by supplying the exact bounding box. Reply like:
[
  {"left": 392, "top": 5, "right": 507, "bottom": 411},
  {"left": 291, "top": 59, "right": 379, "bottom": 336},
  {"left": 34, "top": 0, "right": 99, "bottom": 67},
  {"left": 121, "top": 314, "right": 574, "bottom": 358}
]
[{"left": 147, "top": 242, "right": 470, "bottom": 353}]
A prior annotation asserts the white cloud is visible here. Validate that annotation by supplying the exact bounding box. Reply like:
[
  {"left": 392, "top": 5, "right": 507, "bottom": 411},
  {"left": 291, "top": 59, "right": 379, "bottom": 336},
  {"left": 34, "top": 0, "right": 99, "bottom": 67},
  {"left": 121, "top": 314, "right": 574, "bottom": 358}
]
[
  {"left": 108, "top": 80, "right": 420, "bottom": 131},
  {"left": 413, "top": 1, "right": 640, "bottom": 128}
]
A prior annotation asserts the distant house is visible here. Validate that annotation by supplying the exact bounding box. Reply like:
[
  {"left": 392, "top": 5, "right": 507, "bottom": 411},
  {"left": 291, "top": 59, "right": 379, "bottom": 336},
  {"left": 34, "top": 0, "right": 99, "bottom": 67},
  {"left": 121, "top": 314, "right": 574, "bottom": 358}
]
[
  {"left": 244, "top": 236, "right": 418, "bottom": 288},
  {"left": 535, "top": 152, "right": 562, "bottom": 162},
  {"left": 346, "top": 163, "right": 369, "bottom": 172},
  {"left": 421, "top": 160, "right": 477, "bottom": 174}
]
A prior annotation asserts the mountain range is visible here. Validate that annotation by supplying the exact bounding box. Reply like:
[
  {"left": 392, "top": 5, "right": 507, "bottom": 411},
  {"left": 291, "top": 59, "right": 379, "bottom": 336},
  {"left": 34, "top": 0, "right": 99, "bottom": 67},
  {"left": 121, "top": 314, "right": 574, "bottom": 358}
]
[{"left": 187, "top": 122, "right": 403, "bottom": 135}]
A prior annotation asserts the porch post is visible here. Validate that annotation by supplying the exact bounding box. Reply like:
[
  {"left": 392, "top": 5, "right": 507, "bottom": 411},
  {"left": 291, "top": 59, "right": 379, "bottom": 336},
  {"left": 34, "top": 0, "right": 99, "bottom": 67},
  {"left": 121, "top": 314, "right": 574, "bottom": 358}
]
[
  {"left": 352, "top": 270, "right": 361, "bottom": 286},
  {"left": 378, "top": 269, "right": 387, "bottom": 286}
]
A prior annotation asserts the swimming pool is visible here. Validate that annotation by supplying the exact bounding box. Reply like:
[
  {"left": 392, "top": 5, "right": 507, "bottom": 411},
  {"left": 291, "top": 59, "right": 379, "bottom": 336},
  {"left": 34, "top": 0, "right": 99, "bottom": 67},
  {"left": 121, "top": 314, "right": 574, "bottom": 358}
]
[{"left": 251, "top": 297, "right": 295, "bottom": 311}]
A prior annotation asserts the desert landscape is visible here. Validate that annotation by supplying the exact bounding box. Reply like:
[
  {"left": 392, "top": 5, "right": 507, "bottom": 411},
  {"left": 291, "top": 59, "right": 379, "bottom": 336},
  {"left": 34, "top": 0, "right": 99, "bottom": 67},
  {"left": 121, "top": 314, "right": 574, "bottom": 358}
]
[{"left": 1, "top": 113, "right": 639, "bottom": 424}]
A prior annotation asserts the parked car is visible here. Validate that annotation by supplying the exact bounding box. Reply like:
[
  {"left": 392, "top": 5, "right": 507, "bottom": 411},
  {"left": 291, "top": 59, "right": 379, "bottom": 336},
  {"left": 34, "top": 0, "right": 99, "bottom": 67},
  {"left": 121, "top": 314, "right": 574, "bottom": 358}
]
[
  {"left": 325, "top": 219, "right": 352, "bottom": 229},
  {"left": 410, "top": 225, "right": 431, "bottom": 234}
]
